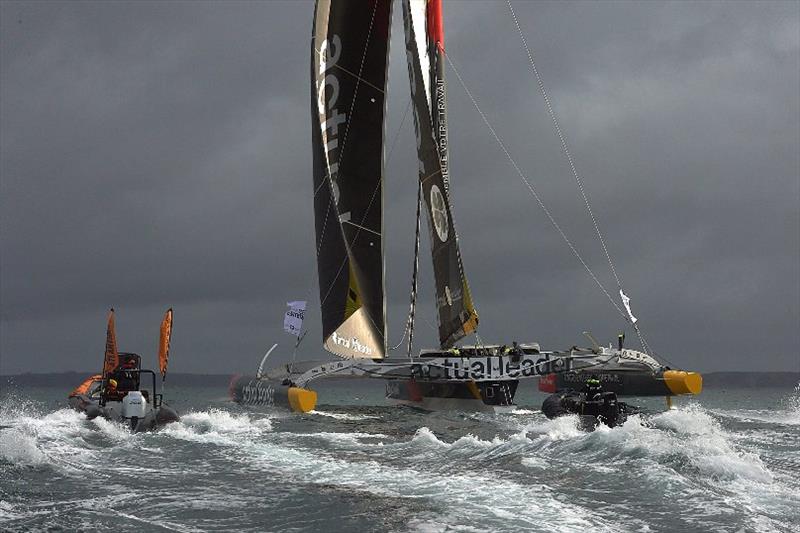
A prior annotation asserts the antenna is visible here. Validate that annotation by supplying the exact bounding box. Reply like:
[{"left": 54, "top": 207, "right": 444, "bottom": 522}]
[
  {"left": 582, "top": 331, "right": 601, "bottom": 353},
  {"left": 256, "top": 344, "right": 279, "bottom": 379}
]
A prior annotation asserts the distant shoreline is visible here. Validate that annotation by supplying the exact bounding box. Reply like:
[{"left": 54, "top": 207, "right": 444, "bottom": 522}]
[{"left": 1, "top": 371, "right": 798, "bottom": 389}]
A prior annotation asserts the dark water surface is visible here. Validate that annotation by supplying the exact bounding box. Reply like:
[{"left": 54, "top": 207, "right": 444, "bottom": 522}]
[{"left": 2, "top": 380, "right": 798, "bottom": 532}]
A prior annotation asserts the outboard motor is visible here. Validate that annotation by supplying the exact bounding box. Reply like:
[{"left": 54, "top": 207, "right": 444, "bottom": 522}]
[{"left": 122, "top": 391, "right": 147, "bottom": 430}]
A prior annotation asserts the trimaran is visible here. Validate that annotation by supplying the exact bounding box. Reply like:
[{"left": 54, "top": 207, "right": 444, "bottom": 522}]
[{"left": 230, "top": 0, "right": 702, "bottom": 416}]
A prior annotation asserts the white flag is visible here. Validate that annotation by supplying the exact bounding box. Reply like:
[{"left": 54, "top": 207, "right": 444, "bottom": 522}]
[
  {"left": 283, "top": 301, "right": 306, "bottom": 337},
  {"left": 619, "top": 290, "right": 638, "bottom": 324}
]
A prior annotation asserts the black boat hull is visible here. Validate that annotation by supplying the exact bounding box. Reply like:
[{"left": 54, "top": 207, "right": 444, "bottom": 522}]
[
  {"left": 386, "top": 379, "right": 519, "bottom": 413},
  {"left": 69, "top": 394, "right": 179, "bottom": 432},
  {"left": 539, "top": 369, "right": 702, "bottom": 397},
  {"left": 542, "top": 390, "right": 629, "bottom": 430},
  {"left": 228, "top": 375, "right": 317, "bottom": 412}
]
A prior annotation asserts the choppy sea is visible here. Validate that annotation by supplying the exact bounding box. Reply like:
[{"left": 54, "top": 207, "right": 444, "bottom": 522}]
[{"left": 1, "top": 379, "right": 798, "bottom": 532}]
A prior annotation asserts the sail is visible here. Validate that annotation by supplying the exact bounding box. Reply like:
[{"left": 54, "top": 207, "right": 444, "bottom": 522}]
[
  {"left": 102, "top": 308, "right": 119, "bottom": 376},
  {"left": 157, "top": 308, "right": 173, "bottom": 379},
  {"left": 311, "top": 0, "right": 392, "bottom": 359},
  {"left": 402, "top": 0, "right": 478, "bottom": 348}
]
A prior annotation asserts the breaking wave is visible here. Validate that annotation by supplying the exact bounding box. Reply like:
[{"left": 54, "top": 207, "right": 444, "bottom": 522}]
[{"left": 2, "top": 390, "right": 798, "bottom": 532}]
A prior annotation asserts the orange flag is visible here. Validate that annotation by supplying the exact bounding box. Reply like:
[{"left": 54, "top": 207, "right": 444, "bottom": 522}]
[
  {"left": 102, "top": 309, "right": 119, "bottom": 376},
  {"left": 158, "top": 308, "right": 173, "bottom": 379}
]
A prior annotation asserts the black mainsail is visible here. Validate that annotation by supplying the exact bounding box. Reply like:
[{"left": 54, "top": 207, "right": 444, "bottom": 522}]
[
  {"left": 311, "top": 0, "right": 392, "bottom": 359},
  {"left": 402, "top": 0, "right": 478, "bottom": 348}
]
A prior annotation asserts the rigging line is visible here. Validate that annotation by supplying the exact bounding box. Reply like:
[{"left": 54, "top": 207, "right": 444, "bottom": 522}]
[
  {"left": 391, "top": 179, "right": 424, "bottom": 353},
  {"left": 336, "top": 0, "right": 380, "bottom": 178},
  {"left": 331, "top": 62, "right": 385, "bottom": 94},
  {"left": 319, "top": 97, "right": 413, "bottom": 322},
  {"left": 314, "top": 47, "right": 386, "bottom": 95},
  {"left": 507, "top": 2, "right": 660, "bottom": 357},
  {"left": 506, "top": 0, "right": 622, "bottom": 292},
  {"left": 317, "top": 97, "right": 411, "bottom": 282},
  {"left": 443, "top": 51, "right": 628, "bottom": 321}
]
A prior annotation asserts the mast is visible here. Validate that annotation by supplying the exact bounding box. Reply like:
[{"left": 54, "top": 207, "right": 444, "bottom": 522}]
[
  {"left": 402, "top": 0, "right": 478, "bottom": 348},
  {"left": 405, "top": 181, "right": 423, "bottom": 358},
  {"left": 310, "top": 0, "right": 393, "bottom": 360}
]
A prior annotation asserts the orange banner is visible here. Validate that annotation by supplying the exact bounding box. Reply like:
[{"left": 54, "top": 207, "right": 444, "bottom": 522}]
[
  {"left": 158, "top": 308, "right": 173, "bottom": 378},
  {"left": 102, "top": 309, "right": 119, "bottom": 376}
]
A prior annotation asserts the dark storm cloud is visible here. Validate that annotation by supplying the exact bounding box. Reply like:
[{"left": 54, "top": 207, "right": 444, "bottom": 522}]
[{"left": 1, "top": 1, "right": 797, "bottom": 375}]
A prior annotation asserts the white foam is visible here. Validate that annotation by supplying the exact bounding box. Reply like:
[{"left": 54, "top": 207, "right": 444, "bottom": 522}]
[
  {"left": 405, "top": 518, "right": 483, "bottom": 533},
  {"left": 162, "top": 409, "right": 272, "bottom": 446},
  {"left": 297, "top": 431, "right": 390, "bottom": 444},
  {"left": 572, "top": 406, "right": 772, "bottom": 481},
  {"left": 152, "top": 413, "right": 614, "bottom": 531},
  {"left": 0, "top": 402, "right": 111, "bottom": 473},
  {"left": 0, "top": 427, "right": 47, "bottom": 466},
  {"left": 0, "top": 500, "right": 24, "bottom": 521},
  {"left": 309, "top": 410, "right": 380, "bottom": 421},
  {"left": 180, "top": 409, "right": 271, "bottom": 433},
  {"left": 524, "top": 414, "right": 584, "bottom": 442},
  {"left": 89, "top": 415, "right": 138, "bottom": 443},
  {"left": 407, "top": 426, "right": 449, "bottom": 448},
  {"left": 238, "top": 436, "right": 613, "bottom": 532}
]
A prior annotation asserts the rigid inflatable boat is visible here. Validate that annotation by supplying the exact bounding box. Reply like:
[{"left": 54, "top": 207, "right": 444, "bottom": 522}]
[{"left": 68, "top": 309, "right": 179, "bottom": 432}]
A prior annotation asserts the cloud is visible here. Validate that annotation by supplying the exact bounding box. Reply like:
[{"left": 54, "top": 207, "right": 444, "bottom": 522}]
[{"left": 1, "top": 0, "right": 797, "bottom": 374}]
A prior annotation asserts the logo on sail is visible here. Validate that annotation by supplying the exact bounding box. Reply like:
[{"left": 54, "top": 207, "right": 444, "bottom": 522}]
[
  {"left": 430, "top": 184, "right": 449, "bottom": 242},
  {"left": 330, "top": 331, "right": 374, "bottom": 356},
  {"left": 316, "top": 34, "right": 349, "bottom": 222}
]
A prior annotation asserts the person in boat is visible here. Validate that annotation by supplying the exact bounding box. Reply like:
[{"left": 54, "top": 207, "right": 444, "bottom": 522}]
[
  {"left": 108, "top": 355, "right": 140, "bottom": 393},
  {"left": 104, "top": 378, "right": 122, "bottom": 401},
  {"left": 618, "top": 332, "right": 625, "bottom": 350},
  {"left": 509, "top": 341, "right": 523, "bottom": 363},
  {"left": 582, "top": 377, "right": 603, "bottom": 400}
]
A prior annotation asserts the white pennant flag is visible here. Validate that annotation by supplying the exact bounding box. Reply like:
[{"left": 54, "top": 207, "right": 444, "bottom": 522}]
[
  {"left": 619, "top": 290, "right": 638, "bottom": 324},
  {"left": 283, "top": 301, "right": 306, "bottom": 337}
]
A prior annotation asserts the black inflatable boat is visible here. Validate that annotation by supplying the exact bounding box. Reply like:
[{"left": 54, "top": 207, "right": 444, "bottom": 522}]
[{"left": 542, "top": 388, "right": 632, "bottom": 430}]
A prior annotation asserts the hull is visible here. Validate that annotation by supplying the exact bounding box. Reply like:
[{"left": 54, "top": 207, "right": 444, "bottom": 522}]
[
  {"left": 228, "top": 375, "right": 317, "bottom": 412},
  {"left": 228, "top": 374, "right": 518, "bottom": 413},
  {"left": 69, "top": 394, "right": 179, "bottom": 432},
  {"left": 539, "top": 368, "right": 702, "bottom": 397},
  {"left": 385, "top": 379, "right": 518, "bottom": 413}
]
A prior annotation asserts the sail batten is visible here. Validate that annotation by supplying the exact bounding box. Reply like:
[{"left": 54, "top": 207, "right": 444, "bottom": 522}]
[
  {"left": 402, "top": 0, "right": 478, "bottom": 348},
  {"left": 311, "top": 0, "right": 392, "bottom": 360}
]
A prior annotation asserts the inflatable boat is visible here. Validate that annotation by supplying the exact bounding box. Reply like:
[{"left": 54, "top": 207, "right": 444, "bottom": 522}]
[
  {"left": 68, "top": 358, "right": 179, "bottom": 432},
  {"left": 68, "top": 309, "right": 179, "bottom": 432},
  {"left": 541, "top": 386, "right": 633, "bottom": 430}
]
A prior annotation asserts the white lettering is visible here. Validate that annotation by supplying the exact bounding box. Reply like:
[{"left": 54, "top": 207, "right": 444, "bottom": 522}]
[{"left": 316, "top": 35, "right": 349, "bottom": 221}]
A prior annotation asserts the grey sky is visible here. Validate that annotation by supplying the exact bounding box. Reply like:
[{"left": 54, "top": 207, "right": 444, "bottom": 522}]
[{"left": 1, "top": 0, "right": 798, "bottom": 375}]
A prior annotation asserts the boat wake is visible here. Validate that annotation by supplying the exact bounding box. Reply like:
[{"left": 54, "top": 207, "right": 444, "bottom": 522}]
[{"left": 2, "top": 393, "right": 798, "bottom": 532}]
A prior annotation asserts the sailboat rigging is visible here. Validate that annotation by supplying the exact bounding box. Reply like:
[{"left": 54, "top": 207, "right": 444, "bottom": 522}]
[{"left": 230, "top": 0, "right": 703, "bottom": 417}]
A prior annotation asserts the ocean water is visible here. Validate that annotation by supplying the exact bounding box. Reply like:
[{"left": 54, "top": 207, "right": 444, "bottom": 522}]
[{"left": 1, "top": 380, "right": 798, "bottom": 532}]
